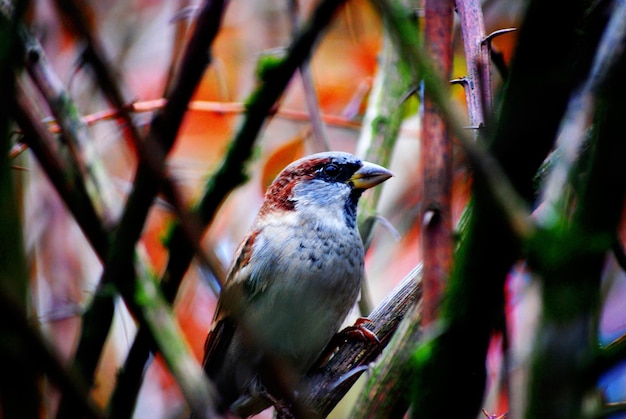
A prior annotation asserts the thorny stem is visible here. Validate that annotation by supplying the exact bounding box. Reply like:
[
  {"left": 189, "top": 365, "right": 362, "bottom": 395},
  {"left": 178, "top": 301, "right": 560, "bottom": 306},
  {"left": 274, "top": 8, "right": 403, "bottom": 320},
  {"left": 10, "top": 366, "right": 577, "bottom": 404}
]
[
  {"left": 454, "top": 0, "right": 492, "bottom": 134},
  {"left": 370, "top": 0, "right": 534, "bottom": 241}
]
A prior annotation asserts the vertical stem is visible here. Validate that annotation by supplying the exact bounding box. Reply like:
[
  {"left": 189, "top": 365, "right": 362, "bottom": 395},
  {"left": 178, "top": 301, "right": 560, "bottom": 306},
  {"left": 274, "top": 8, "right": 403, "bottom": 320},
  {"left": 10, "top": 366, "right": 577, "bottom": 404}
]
[
  {"left": 0, "top": 2, "right": 40, "bottom": 417},
  {"left": 356, "top": 27, "right": 409, "bottom": 314},
  {"left": 526, "top": 2, "right": 626, "bottom": 417},
  {"left": 455, "top": 0, "right": 491, "bottom": 132},
  {"left": 420, "top": 0, "right": 454, "bottom": 325}
]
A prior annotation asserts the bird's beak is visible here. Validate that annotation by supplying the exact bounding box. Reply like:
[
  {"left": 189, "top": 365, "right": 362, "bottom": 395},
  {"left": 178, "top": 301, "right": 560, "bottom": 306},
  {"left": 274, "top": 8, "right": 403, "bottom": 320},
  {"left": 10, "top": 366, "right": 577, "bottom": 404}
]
[{"left": 349, "top": 161, "right": 393, "bottom": 190}]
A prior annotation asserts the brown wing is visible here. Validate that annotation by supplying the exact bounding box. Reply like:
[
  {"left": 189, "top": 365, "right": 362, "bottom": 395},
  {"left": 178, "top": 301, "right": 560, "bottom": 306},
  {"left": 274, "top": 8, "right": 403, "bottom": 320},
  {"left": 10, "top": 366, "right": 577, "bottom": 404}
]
[
  {"left": 201, "top": 229, "right": 260, "bottom": 376},
  {"left": 202, "top": 316, "right": 235, "bottom": 376}
]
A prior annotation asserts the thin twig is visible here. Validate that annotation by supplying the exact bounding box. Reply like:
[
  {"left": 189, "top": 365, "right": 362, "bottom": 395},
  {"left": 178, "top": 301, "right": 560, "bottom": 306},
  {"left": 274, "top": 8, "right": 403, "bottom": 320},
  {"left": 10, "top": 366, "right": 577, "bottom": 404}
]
[
  {"left": 288, "top": 0, "right": 331, "bottom": 152},
  {"left": 52, "top": 0, "right": 143, "bottom": 147},
  {"left": 11, "top": 98, "right": 362, "bottom": 138},
  {"left": 20, "top": 25, "right": 119, "bottom": 226}
]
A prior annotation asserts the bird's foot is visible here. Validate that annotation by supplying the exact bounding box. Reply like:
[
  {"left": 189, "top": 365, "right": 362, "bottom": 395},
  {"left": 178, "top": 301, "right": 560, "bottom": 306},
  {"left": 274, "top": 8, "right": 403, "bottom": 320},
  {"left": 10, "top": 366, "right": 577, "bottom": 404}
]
[
  {"left": 315, "top": 317, "right": 381, "bottom": 367},
  {"left": 338, "top": 317, "right": 380, "bottom": 345},
  {"left": 259, "top": 390, "right": 298, "bottom": 419}
]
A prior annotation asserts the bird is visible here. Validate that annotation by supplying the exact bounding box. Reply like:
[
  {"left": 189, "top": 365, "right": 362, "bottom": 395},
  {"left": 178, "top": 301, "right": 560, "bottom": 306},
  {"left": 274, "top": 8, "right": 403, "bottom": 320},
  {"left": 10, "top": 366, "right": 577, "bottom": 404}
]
[{"left": 202, "top": 151, "right": 393, "bottom": 417}]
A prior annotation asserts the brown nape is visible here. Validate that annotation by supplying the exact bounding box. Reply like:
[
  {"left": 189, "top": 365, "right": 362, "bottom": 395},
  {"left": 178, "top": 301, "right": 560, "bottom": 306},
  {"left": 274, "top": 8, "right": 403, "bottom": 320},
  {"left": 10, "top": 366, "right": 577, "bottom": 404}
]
[{"left": 259, "top": 157, "right": 329, "bottom": 214}]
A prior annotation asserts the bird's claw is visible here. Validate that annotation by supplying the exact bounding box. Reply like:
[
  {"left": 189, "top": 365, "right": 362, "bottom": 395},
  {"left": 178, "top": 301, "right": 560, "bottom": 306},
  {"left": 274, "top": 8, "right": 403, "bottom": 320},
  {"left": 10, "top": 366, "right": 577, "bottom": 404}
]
[
  {"left": 314, "top": 318, "right": 380, "bottom": 368},
  {"left": 340, "top": 317, "right": 380, "bottom": 345}
]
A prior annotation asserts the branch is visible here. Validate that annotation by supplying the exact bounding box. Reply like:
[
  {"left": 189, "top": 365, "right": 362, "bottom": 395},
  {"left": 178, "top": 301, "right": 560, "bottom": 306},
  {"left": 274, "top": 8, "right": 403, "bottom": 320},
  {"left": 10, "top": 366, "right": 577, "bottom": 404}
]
[
  {"left": 528, "top": 4, "right": 626, "bottom": 416},
  {"left": 20, "top": 27, "right": 119, "bottom": 226},
  {"left": 55, "top": 0, "right": 231, "bottom": 417},
  {"left": 355, "top": 18, "right": 410, "bottom": 314},
  {"left": 598, "top": 334, "right": 626, "bottom": 379},
  {"left": 370, "top": 0, "right": 607, "bottom": 416},
  {"left": 350, "top": 288, "right": 423, "bottom": 418},
  {"left": 12, "top": 87, "right": 110, "bottom": 260},
  {"left": 109, "top": 0, "right": 351, "bottom": 416},
  {"left": 420, "top": 0, "right": 454, "bottom": 325},
  {"left": 288, "top": 0, "right": 331, "bottom": 152},
  {"left": 454, "top": 0, "right": 492, "bottom": 133},
  {"left": 0, "top": 4, "right": 42, "bottom": 414},
  {"left": 299, "top": 265, "right": 423, "bottom": 416},
  {"left": 539, "top": 0, "right": 626, "bottom": 228},
  {"left": 51, "top": 0, "right": 143, "bottom": 147},
  {"left": 0, "top": 282, "right": 104, "bottom": 419}
]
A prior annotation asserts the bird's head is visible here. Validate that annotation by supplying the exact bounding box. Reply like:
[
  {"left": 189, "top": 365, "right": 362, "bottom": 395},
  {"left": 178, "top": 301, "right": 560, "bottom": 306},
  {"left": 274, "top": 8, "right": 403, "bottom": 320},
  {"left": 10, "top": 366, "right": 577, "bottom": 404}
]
[{"left": 259, "top": 152, "right": 393, "bottom": 228}]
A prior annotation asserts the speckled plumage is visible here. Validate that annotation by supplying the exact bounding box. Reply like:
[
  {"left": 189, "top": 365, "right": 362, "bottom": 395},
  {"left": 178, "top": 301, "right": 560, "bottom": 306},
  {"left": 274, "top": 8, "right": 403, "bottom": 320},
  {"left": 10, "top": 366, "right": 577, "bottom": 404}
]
[{"left": 202, "top": 152, "right": 392, "bottom": 416}]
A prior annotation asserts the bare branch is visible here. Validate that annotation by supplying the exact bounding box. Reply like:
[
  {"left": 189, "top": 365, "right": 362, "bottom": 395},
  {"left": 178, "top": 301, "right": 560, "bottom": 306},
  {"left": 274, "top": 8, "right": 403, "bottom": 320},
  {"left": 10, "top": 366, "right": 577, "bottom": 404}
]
[
  {"left": 288, "top": 0, "right": 331, "bottom": 152},
  {"left": 300, "top": 265, "right": 423, "bottom": 416}
]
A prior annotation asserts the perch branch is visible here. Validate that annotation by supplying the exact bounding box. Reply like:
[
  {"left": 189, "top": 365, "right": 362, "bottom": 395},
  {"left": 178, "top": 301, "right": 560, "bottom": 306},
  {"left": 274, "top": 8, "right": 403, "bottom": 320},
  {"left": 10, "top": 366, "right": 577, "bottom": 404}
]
[{"left": 299, "top": 265, "right": 423, "bottom": 416}]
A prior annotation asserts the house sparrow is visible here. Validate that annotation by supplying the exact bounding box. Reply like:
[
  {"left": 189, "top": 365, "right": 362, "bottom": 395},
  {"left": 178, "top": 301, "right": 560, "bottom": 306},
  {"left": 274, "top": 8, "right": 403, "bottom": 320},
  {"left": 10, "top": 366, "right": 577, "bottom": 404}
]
[{"left": 202, "top": 151, "right": 392, "bottom": 417}]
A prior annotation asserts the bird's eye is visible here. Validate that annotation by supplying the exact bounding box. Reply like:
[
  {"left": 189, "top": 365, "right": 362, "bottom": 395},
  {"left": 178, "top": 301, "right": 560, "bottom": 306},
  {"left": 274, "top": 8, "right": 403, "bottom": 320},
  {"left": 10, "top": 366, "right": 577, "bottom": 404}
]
[{"left": 322, "top": 164, "right": 341, "bottom": 178}]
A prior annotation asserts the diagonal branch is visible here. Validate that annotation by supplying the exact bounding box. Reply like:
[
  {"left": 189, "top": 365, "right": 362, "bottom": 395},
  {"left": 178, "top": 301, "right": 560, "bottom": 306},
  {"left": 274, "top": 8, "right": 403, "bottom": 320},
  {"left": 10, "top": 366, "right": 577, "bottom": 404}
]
[
  {"left": 51, "top": 0, "right": 143, "bottom": 147},
  {"left": 20, "top": 28, "right": 119, "bottom": 226},
  {"left": 53, "top": 0, "right": 230, "bottom": 417},
  {"left": 300, "top": 265, "right": 423, "bottom": 416},
  {"left": 109, "top": 0, "right": 351, "bottom": 416},
  {"left": 0, "top": 280, "right": 104, "bottom": 419},
  {"left": 12, "top": 86, "right": 110, "bottom": 260},
  {"left": 539, "top": 0, "right": 626, "bottom": 227}
]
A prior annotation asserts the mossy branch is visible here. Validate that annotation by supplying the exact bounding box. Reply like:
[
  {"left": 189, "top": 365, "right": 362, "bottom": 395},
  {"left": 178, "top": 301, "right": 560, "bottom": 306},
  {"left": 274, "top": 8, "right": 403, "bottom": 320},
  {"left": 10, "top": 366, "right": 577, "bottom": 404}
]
[{"left": 109, "top": 0, "right": 351, "bottom": 416}]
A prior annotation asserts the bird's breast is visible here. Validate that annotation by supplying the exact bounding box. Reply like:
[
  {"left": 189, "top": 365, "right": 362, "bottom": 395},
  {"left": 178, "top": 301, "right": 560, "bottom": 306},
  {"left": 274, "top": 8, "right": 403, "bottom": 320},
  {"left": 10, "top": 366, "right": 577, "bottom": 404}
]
[{"left": 243, "top": 216, "right": 364, "bottom": 366}]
